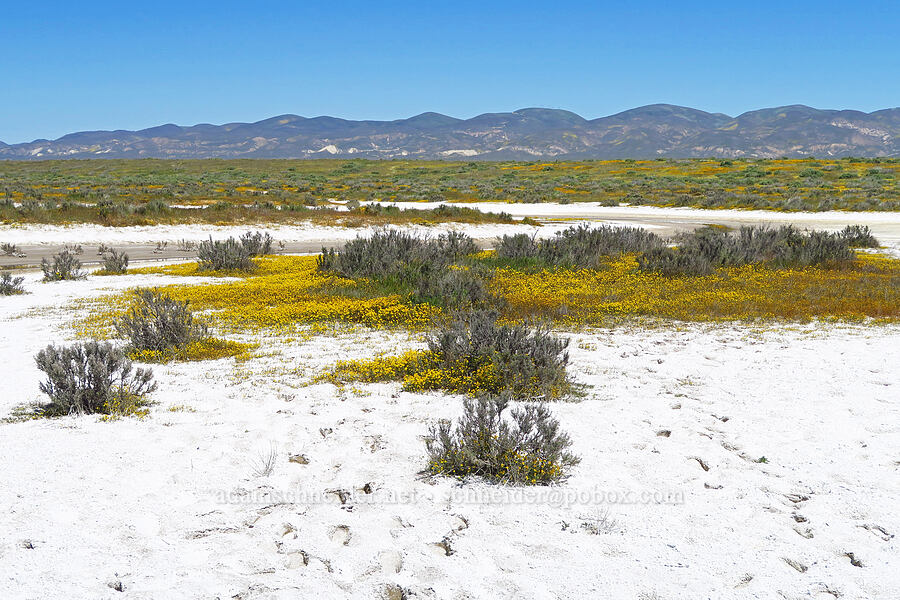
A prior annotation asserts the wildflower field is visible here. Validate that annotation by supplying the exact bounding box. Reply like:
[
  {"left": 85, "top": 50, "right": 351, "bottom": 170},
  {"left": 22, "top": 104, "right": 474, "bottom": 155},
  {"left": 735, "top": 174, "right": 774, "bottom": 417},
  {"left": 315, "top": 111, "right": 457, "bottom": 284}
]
[{"left": 1, "top": 157, "right": 898, "bottom": 227}]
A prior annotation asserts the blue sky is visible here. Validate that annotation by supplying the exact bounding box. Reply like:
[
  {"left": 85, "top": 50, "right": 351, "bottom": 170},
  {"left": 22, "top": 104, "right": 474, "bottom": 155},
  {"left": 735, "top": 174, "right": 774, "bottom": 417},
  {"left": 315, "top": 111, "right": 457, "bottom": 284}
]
[{"left": 1, "top": 0, "right": 898, "bottom": 143}]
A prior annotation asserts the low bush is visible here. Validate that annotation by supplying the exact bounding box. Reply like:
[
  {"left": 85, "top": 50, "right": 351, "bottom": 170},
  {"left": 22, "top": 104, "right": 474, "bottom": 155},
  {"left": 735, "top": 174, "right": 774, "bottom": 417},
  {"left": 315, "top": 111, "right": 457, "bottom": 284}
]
[
  {"left": 323, "top": 310, "right": 571, "bottom": 400},
  {"left": 240, "top": 230, "right": 274, "bottom": 256},
  {"left": 425, "top": 395, "right": 579, "bottom": 484},
  {"left": 197, "top": 236, "right": 254, "bottom": 271},
  {"left": 638, "top": 225, "right": 857, "bottom": 275},
  {"left": 425, "top": 310, "right": 570, "bottom": 400},
  {"left": 840, "top": 225, "right": 879, "bottom": 248},
  {"left": 1, "top": 242, "right": 25, "bottom": 257},
  {"left": 41, "top": 250, "right": 86, "bottom": 281},
  {"left": 496, "top": 224, "right": 663, "bottom": 268},
  {"left": 116, "top": 289, "right": 208, "bottom": 352},
  {"left": 100, "top": 249, "right": 129, "bottom": 274},
  {"left": 34, "top": 341, "right": 156, "bottom": 416},
  {"left": 0, "top": 272, "right": 26, "bottom": 295},
  {"left": 318, "top": 229, "right": 477, "bottom": 279},
  {"left": 319, "top": 230, "right": 486, "bottom": 308}
]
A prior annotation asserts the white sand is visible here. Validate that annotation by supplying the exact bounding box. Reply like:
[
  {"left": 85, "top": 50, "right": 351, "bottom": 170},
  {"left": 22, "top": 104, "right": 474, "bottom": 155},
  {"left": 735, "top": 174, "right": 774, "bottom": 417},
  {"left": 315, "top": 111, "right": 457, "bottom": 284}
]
[{"left": 0, "top": 269, "right": 898, "bottom": 598}]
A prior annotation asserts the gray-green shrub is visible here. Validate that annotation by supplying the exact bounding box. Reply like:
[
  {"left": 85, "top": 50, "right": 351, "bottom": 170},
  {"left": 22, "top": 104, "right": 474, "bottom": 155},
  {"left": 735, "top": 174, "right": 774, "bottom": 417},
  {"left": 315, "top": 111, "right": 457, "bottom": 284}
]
[
  {"left": 116, "top": 289, "right": 208, "bottom": 352},
  {"left": 197, "top": 236, "right": 254, "bottom": 271},
  {"left": 0, "top": 272, "right": 26, "bottom": 295},
  {"left": 428, "top": 310, "right": 570, "bottom": 400},
  {"left": 41, "top": 250, "right": 86, "bottom": 281},
  {"left": 839, "top": 225, "right": 879, "bottom": 248},
  {"left": 34, "top": 342, "right": 156, "bottom": 415},
  {"left": 638, "top": 225, "right": 857, "bottom": 275},
  {"left": 426, "top": 395, "right": 579, "bottom": 484},
  {"left": 100, "top": 249, "right": 129, "bottom": 274},
  {"left": 239, "top": 230, "right": 274, "bottom": 256},
  {"left": 497, "top": 224, "right": 663, "bottom": 267}
]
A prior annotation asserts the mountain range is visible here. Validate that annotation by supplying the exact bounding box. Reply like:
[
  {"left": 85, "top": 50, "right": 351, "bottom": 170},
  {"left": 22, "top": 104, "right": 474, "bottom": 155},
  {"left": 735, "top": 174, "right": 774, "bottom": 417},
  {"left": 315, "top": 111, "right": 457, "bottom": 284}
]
[{"left": 2, "top": 104, "right": 899, "bottom": 160}]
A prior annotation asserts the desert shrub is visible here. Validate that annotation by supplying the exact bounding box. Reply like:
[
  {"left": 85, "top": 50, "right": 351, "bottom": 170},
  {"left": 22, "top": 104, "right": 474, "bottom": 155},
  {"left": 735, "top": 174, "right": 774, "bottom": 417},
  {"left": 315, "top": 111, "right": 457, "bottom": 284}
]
[
  {"left": 318, "top": 230, "right": 477, "bottom": 279},
  {"left": 425, "top": 395, "right": 579, "bottom": 484},
  {"left": 136, "top": 199, "right": 169, "bottom": 214},
  {"left": 34, "top": 341, "right": 156, "bottom": 416},
  {"left": 239, "top": 230, "right": 273, "bottom": 256},
  {"left": 1, "top": 242, "right": 25, "bottom": 257},
  {"left": 425, "top": 310, "right": 570, "bottom": 400},
  {"left": 840, "top": 225, "right": 879, "bottom": 248},
  {"left": 412, "top": 266, "right": 490, "bottom": 308},
  {"left": 116, "top": 289, "right": 208, "bottom": 352},
  {"left": 637, "top": 246, "right": 713, "bottom": 276},
  {"left": 197, "top": 236, "right": 254, "bottom": 271},
  {"left": 0, "top": 272, "right": 26, "bottom": 295},
  {"left": 41, "top": 250, "right": 86, "bottom": 281},
  {"left": 497, "top": 224, "right": 663, "bottom": 268},
  {"left": 100, "top": 249, "right": 129, "bottom": 274},
  {"left": 319, "top": 230, "right": 485, "bottom": 308},
  {"left": 322, "top": 310, "right": 571, "bottom": 399},
  {"left": 639, "top": 225, "right": 856, "bottom": 275}
]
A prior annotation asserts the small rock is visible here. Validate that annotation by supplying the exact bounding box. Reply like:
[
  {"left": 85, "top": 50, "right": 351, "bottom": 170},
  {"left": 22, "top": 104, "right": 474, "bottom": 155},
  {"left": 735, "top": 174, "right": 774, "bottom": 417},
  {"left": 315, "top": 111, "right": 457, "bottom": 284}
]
[
  {"left": 656, "top": 430, "right": 671, "bottom": 437},
  {"left": 782, "top": 557, "right": 808, "bottom": 573},
  {"left": 19, "top": 540, "right": 35, "bottom": 550},
  {"left": 704, "top": 483, "right": 723, "bottom": 490},
  {"left": 792, "top": 514, "right": 808, "bottom": 523},
  {"left": 362, "top": 482, "right": 374, "bottom": 494},
  {"left": 108, "top": 581, "right": 125, "bottom": 593},
  {"left": 288, "top": 454, "right": 309, "bottom": 465},
  {"left": 793, "top": 526, "right": 814, "bottom": 539},
  {"left": 383, "top": 584, "right": 407, "bottom": 600},
  {"left": 845, "top": 552, "right": 864, "bottom": 567},
  {"left": 689, "top": 456, "right": 710, "bottom": 471}
]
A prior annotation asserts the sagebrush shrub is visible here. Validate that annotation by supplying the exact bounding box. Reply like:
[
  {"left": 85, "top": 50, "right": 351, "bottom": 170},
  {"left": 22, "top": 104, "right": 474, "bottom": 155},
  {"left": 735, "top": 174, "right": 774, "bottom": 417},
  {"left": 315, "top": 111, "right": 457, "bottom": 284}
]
[
  {"left": 100, "top": 249, "right": 129, "bottom": 274},
  {"left": 197, "top": 236, "right": 254, "bottom": 271},
  {"left": 840, "top": 225, "right": 879, "bottom": 248},
  {"left": 1, "top": 242, "right": 25, "bottom": 257},
  {"left": 318, "top": 230, "right": 485, "bottom": 308},
  {"left": 240, "top": 230, "right": 274, "bottom": 256},
  {"left": 427, "top": 310, "right": 570, "bottom": 400},
  {"left": 41, "top": 250, "right": 86, "bottom": 281},
  {"left": 639, "top": 225, "right": 857, "bottom": 275},
  {"left": 318, "top": 229, "right": 477, "bottom": 279},
  {"left": 426, "top": 395, "right": 579, "bottom": 484},
  {"left": 116, "top": 289, "right": 208, "bottom": 352},
  {"left": 497, "top": 224, "right": 663, "bottom": 267},
  {"left": 0, "top": 272, "right": 26, "bottom": 295},
  {"left": 34, "top": 342, "right": 156, "bottom": 415}
]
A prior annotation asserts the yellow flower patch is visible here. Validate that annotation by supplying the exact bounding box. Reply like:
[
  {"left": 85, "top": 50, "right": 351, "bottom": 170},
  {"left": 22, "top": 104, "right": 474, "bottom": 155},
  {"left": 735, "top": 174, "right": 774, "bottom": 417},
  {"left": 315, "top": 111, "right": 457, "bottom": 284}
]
[{"left": 127, "top": 338, "right": 256, "bottom": 363}]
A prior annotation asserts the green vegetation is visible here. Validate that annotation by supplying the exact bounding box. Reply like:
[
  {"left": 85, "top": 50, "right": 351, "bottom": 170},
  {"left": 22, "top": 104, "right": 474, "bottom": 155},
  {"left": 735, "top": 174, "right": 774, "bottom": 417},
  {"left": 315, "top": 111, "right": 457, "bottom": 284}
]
[{"left": 1, "top": 158, "right": 898, "bottom": 223}]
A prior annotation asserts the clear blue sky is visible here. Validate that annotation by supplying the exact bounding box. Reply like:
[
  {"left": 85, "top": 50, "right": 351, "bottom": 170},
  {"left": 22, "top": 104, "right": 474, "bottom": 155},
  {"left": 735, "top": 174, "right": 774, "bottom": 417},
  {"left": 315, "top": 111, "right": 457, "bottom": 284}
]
[{"left": 2, "top": 0, "right": 898, "bottom": 143}]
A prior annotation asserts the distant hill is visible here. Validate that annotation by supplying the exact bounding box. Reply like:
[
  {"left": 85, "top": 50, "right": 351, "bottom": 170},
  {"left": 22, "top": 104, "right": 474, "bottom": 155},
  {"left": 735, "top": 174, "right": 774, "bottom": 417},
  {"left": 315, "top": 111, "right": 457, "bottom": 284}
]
[{"left": 2, "top": 104, "right": 899, "bottom": 160}]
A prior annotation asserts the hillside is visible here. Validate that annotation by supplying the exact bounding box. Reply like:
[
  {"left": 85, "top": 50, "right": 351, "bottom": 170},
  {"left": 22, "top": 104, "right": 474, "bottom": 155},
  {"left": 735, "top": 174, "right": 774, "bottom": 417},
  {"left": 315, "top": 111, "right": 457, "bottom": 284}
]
[{"left": 2, "top": 104, "right": 899, "bottom": 160}]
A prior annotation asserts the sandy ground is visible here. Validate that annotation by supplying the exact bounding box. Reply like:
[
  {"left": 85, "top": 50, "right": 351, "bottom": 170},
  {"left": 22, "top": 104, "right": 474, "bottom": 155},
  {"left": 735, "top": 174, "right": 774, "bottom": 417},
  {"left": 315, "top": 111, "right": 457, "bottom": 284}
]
[
  {"left": 2, "top": 204, "right": 899, "bottom": 269},
  {"left": 0, "top": 269, "right": 898, "bottom": 599}
]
